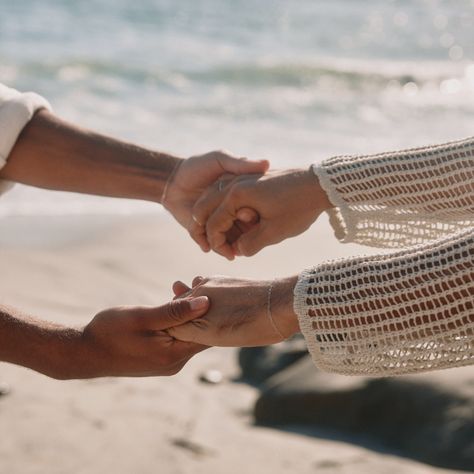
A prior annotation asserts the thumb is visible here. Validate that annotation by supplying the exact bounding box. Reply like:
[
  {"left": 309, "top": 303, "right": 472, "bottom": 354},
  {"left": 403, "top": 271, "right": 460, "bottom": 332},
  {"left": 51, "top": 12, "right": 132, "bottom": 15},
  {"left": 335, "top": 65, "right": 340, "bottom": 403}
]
[
  {"left": 236, "top": 207, "right": 259, "bottom": 225},
  {"left": 219, "top": 155, "right": 269, "bottom": 175},
  {"left": 150, "top": 296, "right": 210, "bottom": 330},
  {"left": 235, "top": 225, "right": 271, "bottom": 257}
]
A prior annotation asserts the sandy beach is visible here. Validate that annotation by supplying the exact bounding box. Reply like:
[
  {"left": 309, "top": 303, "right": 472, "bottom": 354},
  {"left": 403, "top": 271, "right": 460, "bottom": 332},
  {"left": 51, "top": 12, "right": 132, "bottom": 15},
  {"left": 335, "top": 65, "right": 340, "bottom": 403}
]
[{"left": 0, "top": 212, "right": 467, "bottom": 474}]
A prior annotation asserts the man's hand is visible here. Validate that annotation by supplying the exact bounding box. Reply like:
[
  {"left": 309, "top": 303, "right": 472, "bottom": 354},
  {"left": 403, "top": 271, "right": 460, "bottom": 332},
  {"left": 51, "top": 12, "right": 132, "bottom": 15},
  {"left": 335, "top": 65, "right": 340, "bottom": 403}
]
[
  {"left": 2, "top": 112, "right": 266, "bottom": 254},
  {"left": 189, "top": 168, "right": 332, "bottom": 259},
  {"left": 79, "top": 297, "right": 210, "bottom": 378},
  {"left": 163, "top": 150, "right": 268, "bottom": 251},
  {"left": 167, "top": 276, "right": 300, "bottom": 347}
]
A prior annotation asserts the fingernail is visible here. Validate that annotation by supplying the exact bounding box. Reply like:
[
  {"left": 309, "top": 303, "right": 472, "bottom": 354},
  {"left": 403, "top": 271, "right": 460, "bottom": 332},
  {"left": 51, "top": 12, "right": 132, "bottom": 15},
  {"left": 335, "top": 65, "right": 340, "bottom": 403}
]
[
  {"left": 240, "top": 211, "right": 253, "bottom": 223},
  {"left": 189, "top": 296, "right": 209, "bottom": 311}
]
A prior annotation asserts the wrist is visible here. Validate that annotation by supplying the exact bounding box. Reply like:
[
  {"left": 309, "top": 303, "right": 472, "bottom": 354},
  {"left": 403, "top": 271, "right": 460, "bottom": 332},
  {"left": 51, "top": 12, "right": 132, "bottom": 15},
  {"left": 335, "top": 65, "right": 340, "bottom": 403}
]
[
  {"left": 270, "top": 276, "right": 300, "bottom": 338},
  {"left": 60, "top": 325, "right": 115, "bottom": 380},
  {"left": 160, "top": 157, "right": 184, "bottom": 208},
  {"left": 39, "top": 324, "right": 107, "bottom": 380},
  {"left": 44, "top": 326, "right": 92, "bottom": 380},
  {"left": 143, "top": 152, "right": 184, "bottom": 204},
  {"left": 21, "top": 324, "right": 87, "bottom": 380},
  {"left": 300, "top": 166, "right": 332, "bottom": 213}
]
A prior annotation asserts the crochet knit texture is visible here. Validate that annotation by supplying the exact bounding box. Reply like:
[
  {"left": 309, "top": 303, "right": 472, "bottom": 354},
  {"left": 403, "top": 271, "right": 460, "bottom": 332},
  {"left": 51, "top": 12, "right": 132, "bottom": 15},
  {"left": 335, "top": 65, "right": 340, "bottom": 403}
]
[{"left": 294, "top": 137, "right": 474, "bottom": 376}]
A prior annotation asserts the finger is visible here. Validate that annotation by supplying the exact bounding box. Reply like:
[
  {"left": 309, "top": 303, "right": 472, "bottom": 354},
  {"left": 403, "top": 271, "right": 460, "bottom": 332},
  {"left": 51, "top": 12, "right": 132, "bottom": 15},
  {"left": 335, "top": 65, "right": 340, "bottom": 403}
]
[
  {"left": 192, "top": 276, "right": 205, "bottom": 287},
  {"left": 171, "top": 340, "right": 209, "bottom": 360},
  {"left": 224, "top": 211, "right": 260, "bottom": 247},
  {"left": 189, "top": 176, "right": 237, "bottom": 251},
  {"left": 172, "top": 281, "right": 191, "bottom": 297},
  {"left": 235, "top": 224, "right": 274, "bottom": 257},
  {"left": 188, "top": 219, "right": 210, "bottom": 253},
  {"left": 167, "top": 322, "right": 201, "bottom": 344},
  {"left": 231, "top": 216, "right": 260, "bottom": 255},
  {"left": 206, "top": 195, "right": 243, "bottom": 260},
  {"left": 191, "top": 211, "right": 256, "bottom": 254},
  {"left": 155, "top": 341, "right": 209, "bottom": 376},
  {"left": 192, "top": 177, "right": 235, "bottom": 227},
  {"left": 224, "top": 222, "right": 244, "bottom": 245},
  {"left": 212, "top": 239, "right": 236, "bottom": 261},
  {"left": 141, "top": 297, "right": 210, "bottom": 330},
  {"left": 216, "top": 154, "right": 269, "bottom": 176}
]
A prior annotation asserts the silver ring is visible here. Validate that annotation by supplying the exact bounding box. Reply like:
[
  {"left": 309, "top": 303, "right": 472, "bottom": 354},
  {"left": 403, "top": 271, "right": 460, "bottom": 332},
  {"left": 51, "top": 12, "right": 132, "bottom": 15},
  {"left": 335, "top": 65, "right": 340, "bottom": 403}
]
[{"left": 218, "top": 181, "right": 224, "bottom": 192}]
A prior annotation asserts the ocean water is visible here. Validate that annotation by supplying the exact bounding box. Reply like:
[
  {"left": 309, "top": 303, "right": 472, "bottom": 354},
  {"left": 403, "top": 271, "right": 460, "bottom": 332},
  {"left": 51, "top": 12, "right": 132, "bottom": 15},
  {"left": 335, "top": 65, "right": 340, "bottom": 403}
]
[{"left": 0, "top": 0, "right": 473, "bottom": 216}]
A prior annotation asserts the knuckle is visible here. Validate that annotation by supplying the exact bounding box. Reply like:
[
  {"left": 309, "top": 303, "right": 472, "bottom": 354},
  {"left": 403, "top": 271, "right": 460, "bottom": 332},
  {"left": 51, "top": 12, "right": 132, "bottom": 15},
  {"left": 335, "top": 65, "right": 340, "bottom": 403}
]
[{"left": 214, "top": 148, "right": 227, "bottom": 156}]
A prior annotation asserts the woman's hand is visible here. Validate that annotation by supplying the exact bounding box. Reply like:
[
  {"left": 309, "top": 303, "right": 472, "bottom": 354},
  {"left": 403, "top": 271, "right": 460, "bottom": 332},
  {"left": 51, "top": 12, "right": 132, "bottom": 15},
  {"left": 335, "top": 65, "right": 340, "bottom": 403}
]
[
  {"left": 190, "top": 168, "right": 332, "bottom": 259},
  {"left": 167, "top": 276, "right": 300, "bottom": 347}
]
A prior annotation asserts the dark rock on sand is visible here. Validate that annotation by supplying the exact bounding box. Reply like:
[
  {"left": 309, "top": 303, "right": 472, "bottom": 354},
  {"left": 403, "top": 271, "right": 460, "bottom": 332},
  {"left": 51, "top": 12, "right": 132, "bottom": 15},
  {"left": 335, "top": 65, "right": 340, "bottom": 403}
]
[
  {"left": 238, "top": 336, "right": 308, "bottom": 385},
  {"left": 254, "top": 356, "right": 474, "bottom": 472},
  {"left": 0, "top": 382, "right": 11, "bottom": 397}
]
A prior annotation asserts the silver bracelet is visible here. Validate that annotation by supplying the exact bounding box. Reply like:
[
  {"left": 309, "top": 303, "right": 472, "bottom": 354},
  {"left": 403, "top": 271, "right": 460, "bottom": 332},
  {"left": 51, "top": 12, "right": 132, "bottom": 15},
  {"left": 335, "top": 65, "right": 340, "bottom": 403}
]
[
  {"left": 161, "top": 160, "right": 183, "bottom": 209},
  {"left": 267, "top": 280, "right": 286, "bottom": 341}
]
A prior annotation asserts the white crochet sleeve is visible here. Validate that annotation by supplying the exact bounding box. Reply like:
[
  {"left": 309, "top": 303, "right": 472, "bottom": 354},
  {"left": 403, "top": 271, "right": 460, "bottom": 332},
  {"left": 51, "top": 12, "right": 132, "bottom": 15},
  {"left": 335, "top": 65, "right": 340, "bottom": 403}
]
[
  {"left": 0, "top": 83, "right": 51, "bottom": 193},
  {"left": 294, "top": 229, "right": 474, "bottom": 376},
  {"left": 313, "top": 137, "right": 474, "bottom": 248}
]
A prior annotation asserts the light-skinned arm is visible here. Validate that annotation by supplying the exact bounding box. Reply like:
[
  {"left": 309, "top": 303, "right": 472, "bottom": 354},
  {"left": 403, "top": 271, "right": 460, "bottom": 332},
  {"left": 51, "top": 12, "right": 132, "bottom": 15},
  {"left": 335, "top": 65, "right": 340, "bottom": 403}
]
[
  {"left": 168, "top": 230, "right": 473, "bottom": 376},
  {"left": 168, "top": 275, "right": 300, "bottom": 346},
  {"left": 190, "top": 137, "right": 474, "bottom": 258}
]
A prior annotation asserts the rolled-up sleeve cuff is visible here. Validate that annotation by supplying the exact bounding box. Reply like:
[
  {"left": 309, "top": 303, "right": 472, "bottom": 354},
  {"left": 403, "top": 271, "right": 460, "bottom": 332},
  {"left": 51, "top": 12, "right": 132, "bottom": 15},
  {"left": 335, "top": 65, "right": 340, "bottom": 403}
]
[{"left": 0, "top": 83, "right": 52, "bottom": 193}]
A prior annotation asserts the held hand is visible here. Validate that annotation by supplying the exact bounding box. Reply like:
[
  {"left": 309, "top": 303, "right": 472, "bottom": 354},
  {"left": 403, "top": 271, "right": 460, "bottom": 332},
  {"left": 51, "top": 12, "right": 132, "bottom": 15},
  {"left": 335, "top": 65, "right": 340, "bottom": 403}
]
[
  {"left": 190, "top": 168, "right": 331, "bottom": 260},
  {"left": 167, "top": 276, "right": 300, "bottom": 347},
  {"left": 80, "top": 297, "right": 210, "bottom": 377},
  {"left": 163, "top": 150, "right": 268, "bottom": 251}
]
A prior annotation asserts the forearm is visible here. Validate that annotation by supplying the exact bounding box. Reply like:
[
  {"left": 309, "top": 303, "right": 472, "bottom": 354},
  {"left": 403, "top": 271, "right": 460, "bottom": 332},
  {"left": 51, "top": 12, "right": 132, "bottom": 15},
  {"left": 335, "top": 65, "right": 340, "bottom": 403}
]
[
  {"left": 271, "top": 275, "right": 301, "bottom": 338},
  {"left": 0, "top": 110, "right": 182, "bottom": 203},
  {"left": 314, "top": 136, "right": 474, "bottom": 247},
  {"left": 294, "top": 229, "right": 474, "bottom": 376},
  {"left": 0, "top": 304, "right": 87, "bottom": 379}
]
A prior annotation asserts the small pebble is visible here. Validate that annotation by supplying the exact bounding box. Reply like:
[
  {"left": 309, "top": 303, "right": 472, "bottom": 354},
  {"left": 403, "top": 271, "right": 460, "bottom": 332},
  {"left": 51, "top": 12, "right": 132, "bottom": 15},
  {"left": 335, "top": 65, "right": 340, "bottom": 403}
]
[
  {"left": 0, "top": 382, "right": 11, "bottom": 397},
  {"left": 171, "top": 438, "right": 215, "bottom": 457},
  {"left": 199, "top": 369, "right": 223, "bottom": 385}
]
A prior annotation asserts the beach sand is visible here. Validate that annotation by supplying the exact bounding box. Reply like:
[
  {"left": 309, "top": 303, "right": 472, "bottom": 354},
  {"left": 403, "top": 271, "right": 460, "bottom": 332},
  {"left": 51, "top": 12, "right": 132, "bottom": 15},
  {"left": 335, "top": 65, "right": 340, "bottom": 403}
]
[{"left": 0, "top": 213, "right": 463, "bottom": 474}]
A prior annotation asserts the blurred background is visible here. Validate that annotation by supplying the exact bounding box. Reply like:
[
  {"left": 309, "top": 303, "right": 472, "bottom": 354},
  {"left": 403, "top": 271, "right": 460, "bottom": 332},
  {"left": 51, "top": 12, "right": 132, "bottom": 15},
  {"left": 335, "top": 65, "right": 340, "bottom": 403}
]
[
  {"left": 1, "top": 0, "right": 474, "bottom": 216},
  {"left": 0, "top": 1, "right": 473, "bottom": 474}
]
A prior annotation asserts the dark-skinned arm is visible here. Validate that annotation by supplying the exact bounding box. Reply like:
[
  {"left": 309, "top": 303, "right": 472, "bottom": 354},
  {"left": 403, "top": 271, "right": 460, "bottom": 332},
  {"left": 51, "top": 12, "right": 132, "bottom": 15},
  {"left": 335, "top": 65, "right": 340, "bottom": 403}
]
[{"left": 0, "top": 297, "right": 209, "bottom": 380}]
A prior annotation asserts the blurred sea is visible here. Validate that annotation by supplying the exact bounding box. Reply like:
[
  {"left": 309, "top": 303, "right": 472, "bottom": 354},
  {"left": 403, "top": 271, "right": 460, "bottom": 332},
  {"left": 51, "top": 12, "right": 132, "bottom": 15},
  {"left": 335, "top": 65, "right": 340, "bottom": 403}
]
[{"left": 0, "top": 0, "right": 473, "bottom": 216}]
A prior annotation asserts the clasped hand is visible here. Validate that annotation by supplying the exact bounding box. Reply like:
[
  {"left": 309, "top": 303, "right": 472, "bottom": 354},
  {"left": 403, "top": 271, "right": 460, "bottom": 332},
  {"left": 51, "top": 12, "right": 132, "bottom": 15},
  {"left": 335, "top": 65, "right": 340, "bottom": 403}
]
[
  {"left": 187, "top": 167, "right": 331, "bottom": 259},
  {"left": 163, "top": 158, "right": 331, "bottom": 349},
  {"left": 167, "top": 275, "right": 300, "bottom": 348}
]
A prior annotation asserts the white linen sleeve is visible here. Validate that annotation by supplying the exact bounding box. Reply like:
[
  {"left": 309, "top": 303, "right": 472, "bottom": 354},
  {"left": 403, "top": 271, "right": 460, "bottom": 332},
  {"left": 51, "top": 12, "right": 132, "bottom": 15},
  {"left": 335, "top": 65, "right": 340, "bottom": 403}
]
[
  {"left": 313, "top": 137, "right": 474, "bottom": 248},
  {"left": 0, "top": 83, "right": 52, "bottom": 193},
  {"left": 294, "top": 229, "right": 474, "bottom": 377}
]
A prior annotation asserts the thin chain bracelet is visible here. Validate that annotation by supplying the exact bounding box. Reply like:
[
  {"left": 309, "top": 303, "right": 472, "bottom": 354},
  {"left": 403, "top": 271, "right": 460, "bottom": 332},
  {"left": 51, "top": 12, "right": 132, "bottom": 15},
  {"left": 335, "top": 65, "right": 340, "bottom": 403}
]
[
  {"left": 267, "top": 279, "right": 286, "bottom": 341},
  {"left": 161, "top": 160, "right": 183, "bottom": 209}
]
